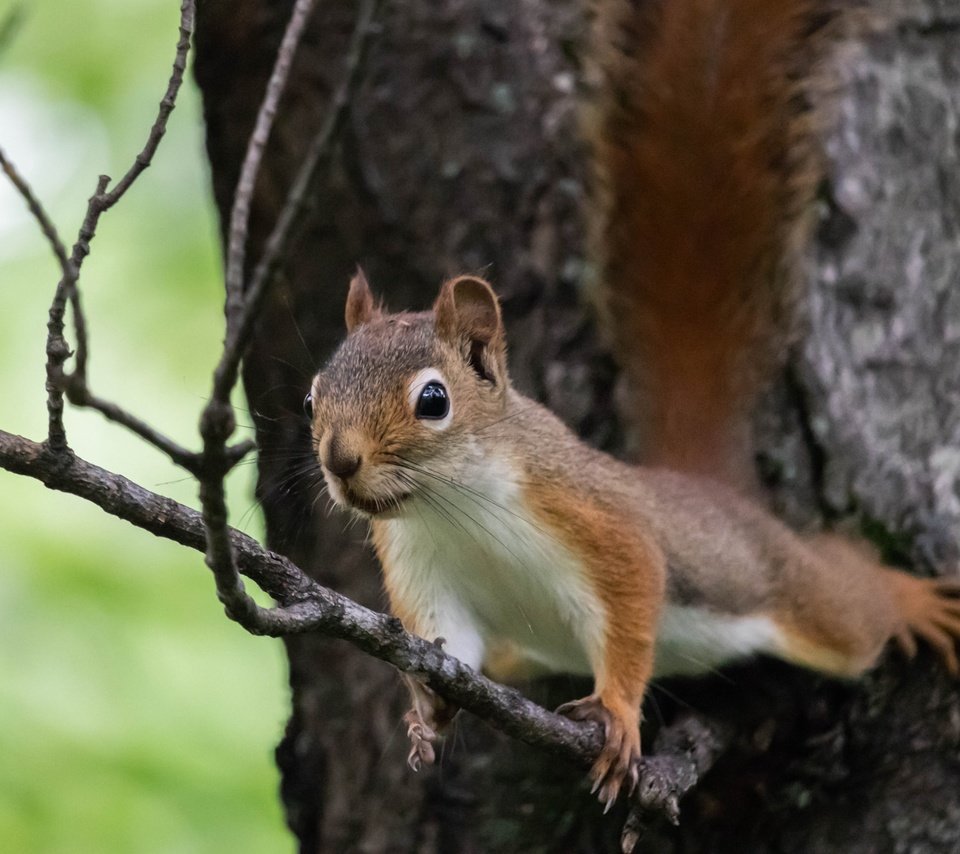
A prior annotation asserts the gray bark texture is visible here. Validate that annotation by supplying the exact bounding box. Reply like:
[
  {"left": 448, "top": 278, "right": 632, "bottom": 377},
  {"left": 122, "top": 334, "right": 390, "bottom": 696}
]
[{"left": 193, "top": 0, "right": 960, "bottom": 851}]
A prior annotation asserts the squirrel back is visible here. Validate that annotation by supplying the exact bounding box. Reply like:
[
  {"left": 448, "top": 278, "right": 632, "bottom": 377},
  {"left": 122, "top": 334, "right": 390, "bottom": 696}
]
[{"left": 588, "top": 0, "right": 845, "bottom": 491}]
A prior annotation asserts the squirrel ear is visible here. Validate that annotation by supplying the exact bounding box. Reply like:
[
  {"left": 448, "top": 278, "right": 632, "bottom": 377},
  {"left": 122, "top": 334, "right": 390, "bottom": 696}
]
[
  {"left": 345, "top": 267, "right": 379, "bottom": 332},
  {"left": 434, "top": 276, "right": 505, "bottom": 383},
  {"left": 434, "top": 276, "right": 503, "bottom": 345}
]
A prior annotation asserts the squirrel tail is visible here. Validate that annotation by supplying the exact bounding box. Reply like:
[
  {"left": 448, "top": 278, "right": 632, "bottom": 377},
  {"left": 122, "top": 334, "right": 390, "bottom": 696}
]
[{"left": 588, "top": 0, "right": 845, "bottom": 491}]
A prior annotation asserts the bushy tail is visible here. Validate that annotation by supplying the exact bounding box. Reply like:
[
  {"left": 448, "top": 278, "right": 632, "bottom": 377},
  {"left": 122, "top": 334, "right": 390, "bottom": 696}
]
[{"left": 588, "top": 0, "right": 846, "bottom": 490}]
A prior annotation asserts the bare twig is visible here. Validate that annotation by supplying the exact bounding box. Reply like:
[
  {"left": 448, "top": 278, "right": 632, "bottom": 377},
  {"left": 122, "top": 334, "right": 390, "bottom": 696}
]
[
  {"left": 0, "top": 145, "right": 78, "bottom": 452},
  {"left": 223, "top": 0, "right": 318, "bottom": 341},
  {"left": 213, "top": 0, "right": 377, "bottom": 404},
  {"left": 0, "top": 147, "right": 74, "bottom": 278},
  {"left": 98, "top": 5, "right": 194, "bottom": 211},
  {"left": 197, "top": 0, "right": 323, "bottom": 632},
  {"left": 198, "top": 0, "right": 377, "bottom": 632},
  {"left": 62, "top": 381, "right": 200, "bottom": 472},
  {"left": 44, "top": 0, "right": 196, "bottom": 450}
]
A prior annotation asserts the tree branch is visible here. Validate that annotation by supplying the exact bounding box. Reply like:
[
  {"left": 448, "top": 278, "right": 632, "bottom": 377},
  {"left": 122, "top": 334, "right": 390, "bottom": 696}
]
[
  {"left": 212, "top": 0, "right": 377, "bottom": 405},
  {"left": 0, "top": 426, "right": 729, "bottom": 823},
  {"left": 0, "top": 428, "right": 599, "bottom": 755},
  {"left": 61, "top": 382, "right": 201, "bottom": 473},
  {"left": 621, "top": 715, "right": 732, "bottom": 851},
  {"left": 0, "top": 142, "right": 79, "bottom": 450},
  {"left": 0, "top": 0, "right": 202, "bottom": 469},
  {"left": 196, "top": 0, "right": 324, "bottom": 633}
]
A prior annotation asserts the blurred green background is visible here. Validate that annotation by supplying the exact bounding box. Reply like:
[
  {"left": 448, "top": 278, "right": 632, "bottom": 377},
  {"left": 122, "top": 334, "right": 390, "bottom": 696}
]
[{"left": 0, "top": 1, "right": 292, "bottom": 851}]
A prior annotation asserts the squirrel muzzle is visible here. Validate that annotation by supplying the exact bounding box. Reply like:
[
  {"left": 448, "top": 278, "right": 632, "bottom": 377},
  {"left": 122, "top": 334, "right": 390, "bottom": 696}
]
[{"left": 321, "top": 430, "right": 363, "bottom": 481}]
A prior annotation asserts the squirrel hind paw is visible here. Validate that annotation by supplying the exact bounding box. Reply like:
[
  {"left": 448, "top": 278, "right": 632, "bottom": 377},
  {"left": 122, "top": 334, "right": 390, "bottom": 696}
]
[
  {"left": 403, "top": 709, "right": 439, "bottom": 771},
  {"left": 557, "top": 694, "right": 641, "bottom": 812},
  {"left": 896, "top": 576, "right": 960, "bottom": 676}
]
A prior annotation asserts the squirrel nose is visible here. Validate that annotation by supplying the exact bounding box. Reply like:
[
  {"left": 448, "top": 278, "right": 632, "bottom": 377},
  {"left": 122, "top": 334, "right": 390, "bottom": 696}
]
[{"left": 323, "top": 434, "right": 362, "bottom": 480}]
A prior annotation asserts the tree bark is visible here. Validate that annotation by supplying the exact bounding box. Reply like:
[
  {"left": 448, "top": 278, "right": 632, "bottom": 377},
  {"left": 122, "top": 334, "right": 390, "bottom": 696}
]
[{"left": 193, "top": 0, "right": 960, "bottom": 851}]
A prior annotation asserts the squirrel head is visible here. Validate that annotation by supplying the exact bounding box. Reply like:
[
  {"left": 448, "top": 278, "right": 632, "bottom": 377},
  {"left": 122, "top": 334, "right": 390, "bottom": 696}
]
[{"left": 306, "top": 268, "right": 509, "bottom": 516}]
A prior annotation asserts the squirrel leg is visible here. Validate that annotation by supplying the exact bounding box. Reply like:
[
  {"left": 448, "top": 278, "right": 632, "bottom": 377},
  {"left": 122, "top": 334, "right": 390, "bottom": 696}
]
[
  {"left": 557, "top": 632, "right": 654, "bottom": 812},
  {"left": 522, "top": 483, "right": 665, "bottom": 810},
  {"left": 775, "top": 535, "right": 960, "bottom": 678}
]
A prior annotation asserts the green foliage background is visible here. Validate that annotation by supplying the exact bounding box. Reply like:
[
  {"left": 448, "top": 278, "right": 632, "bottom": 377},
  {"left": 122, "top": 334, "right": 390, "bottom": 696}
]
[{"left": 1, "top": 1, "right": 292, "bottom": 850}]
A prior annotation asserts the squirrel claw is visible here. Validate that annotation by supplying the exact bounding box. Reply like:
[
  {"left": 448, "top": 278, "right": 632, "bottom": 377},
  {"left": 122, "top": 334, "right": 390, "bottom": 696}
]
[
  {"left": 404, "top": 710, "right": 438, "bottom": 771},
  {"left": 626, "top": 760, "right": 640, "bottom": 797},
  {"left": 557, "top": 694, "right": 641, "bottom": 812}
]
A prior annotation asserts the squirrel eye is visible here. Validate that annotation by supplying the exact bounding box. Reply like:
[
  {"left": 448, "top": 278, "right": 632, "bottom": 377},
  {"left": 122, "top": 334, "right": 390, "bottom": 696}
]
[
  {"left": 303, "top": 393, "right": 314, "bottom": 418},
  {"left": 415, "top": 382, "right": 449, "bottom": 420}
]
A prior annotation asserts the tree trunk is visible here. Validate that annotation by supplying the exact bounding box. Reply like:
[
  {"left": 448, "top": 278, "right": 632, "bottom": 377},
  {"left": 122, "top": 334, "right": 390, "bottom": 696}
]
[{"left": 193, "top": 0, "right": 960, "bottom": 850}]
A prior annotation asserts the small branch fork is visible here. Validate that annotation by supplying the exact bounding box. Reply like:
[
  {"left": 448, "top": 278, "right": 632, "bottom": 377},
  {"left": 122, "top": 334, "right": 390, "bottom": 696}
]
[
  {"left": 0, "top": 0, "right": 726, "bottom": 838},
  {"left": 36, "top": 0, "right": 199, "bottom": 463}
]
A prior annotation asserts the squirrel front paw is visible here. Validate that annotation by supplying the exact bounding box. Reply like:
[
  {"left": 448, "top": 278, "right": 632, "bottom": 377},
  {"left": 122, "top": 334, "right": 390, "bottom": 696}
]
[
  {"left": 557, "top": 694, "right": 641, "bottom": 813},
  {"left": 403, "top": 707, "right": 439, "bottom": 771}
]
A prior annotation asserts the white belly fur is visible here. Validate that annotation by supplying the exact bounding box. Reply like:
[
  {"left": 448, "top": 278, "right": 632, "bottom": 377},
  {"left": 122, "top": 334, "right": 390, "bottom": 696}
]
[
  {"left": 654, "top": 605, "right": 785, "bottom": 677},
  {"left": 377, "top": 455, "right": 605, "bottom": 676},
  {"left": 377, "top": 455, "right": 786, "bottom": 681}
]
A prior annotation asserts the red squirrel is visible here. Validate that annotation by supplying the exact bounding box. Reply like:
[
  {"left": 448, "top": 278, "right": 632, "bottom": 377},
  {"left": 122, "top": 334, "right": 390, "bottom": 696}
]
[{"left": 304, "top": 0, "right": 960, "bottom": 811}]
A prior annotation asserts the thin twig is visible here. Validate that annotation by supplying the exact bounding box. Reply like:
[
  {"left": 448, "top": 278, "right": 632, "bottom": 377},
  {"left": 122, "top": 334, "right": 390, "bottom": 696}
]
[
  {"left": 63, "top": 381, "right": 200, "bottom": 472},
  {"left": 98, "top": 4, "right": 194, "bottom": 211},
  {"left": 197, "top": 0, "right": 324, "bottom": 632},
  {"left": 199, "top": 0, "right": 377, "bottom": 632},
  {"left": 223, "top": 0, "right": 319, "bottom": 343},
  {"left": 0, "top": 146, "right": 75, "bottom": 279},
  {"left": 213, "top": 0, "right": 378, "bottom": 405},
  {"left": 0, "top": 145, "right": 79, "bottom": 451},
  {"left": 43, "top": 0, "right": 196, "bottom": 450}
]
